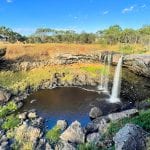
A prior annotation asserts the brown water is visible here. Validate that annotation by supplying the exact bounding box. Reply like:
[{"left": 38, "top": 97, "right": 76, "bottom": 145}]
[{"left": 21, "top": 87, "right": 121, "bottom": 129}]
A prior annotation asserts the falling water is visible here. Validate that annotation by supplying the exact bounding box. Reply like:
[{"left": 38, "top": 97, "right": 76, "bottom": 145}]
[
  {"left": 97, "top": 55, "right": 107, "bottom": 91},
  {"left": 104, "top": 54, "right": 111, "bottom": 92},
  {"left": 98, "top": 54, "right": 111, "bottom": 93},
  {"left": 109, "top": 56, "right": 123, "bottom": 103}
]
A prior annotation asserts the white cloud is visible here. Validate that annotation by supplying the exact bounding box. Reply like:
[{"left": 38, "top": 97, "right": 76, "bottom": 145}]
[
  {"left": 122, "top": 5, "right": 135, "bottom": 13},
  {"left": 141, "top": 4, "right": 146, "bottom": 8},
  {"left": 6, "top": 0, "right": 13, "bottom": 3},
  {"left": 74, "top": 16, "right": 78, "bottom": 19},
  {"left": 102, "top": 11, "right": 109, "bottom": 15}
]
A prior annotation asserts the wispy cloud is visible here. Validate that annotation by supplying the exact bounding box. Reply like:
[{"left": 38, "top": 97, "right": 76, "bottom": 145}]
[
  {"left": 102, "top": 11, "right": 109, "bottom": 15},
  {"left": 141, "top": 4, "right": 146, "bottom": 8},
  {"left": 122, "top": 5, "right": 135, "bottom": 13},
  {"left": 6, "top": 0, "right": 13, "bottom": 3}
]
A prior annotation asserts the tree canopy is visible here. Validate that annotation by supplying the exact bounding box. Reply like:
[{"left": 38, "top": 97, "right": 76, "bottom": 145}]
[{"left": 0, "top": 25, "right": 150, "bottom": 46}]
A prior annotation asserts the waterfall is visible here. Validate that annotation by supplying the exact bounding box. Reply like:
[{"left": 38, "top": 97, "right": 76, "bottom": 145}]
[
  {"left": 98, "top": 54, "right": 111, "bottom": 93},
  {"left": 97, "top": 55, "right": 107, "bottom": 91},
  {"left": 109, "top": 56, "right": 123, "bottom": 103},
  {"left": 104, "top": 54, "right": 111, "bottom": 92}
]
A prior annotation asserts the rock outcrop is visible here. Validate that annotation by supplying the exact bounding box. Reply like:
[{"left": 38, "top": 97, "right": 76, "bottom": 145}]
[
  {"left": 89, "top": 107, "right": 103, "bottom": 119},
  {"left": 108, "top": 109, "right": 139, "bottom": 121},
  {"left": 60, "top": 121, "right": 85, "bottom": 144},
  {"left": 0, "top": 89, "right": 11, "bottom": 103},
  {"left": 113, "top": 124, "right": 147, "bottom": 150},
  {"left": 124, "top": 54, "right": 150, "bottom": 78}
]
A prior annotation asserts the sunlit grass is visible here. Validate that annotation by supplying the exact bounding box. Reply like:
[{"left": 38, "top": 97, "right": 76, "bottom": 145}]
[{"left": 0, "top": 63, "right": 103, "bottom": 93}]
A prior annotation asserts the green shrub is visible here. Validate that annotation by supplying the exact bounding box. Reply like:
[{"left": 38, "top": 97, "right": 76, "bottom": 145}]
[
  {"left": 2, "top": 114, "right": 20, "bottom": 130},
  {"left": 46, "top": 126, "right": 61, "bottom": 145},
  {"left": 120, "top": 45, "right": 133, "bottom": 54},
  {"left": 0, "top": 101, "right": 18, "bottom": 118},
  {"left": 77, "top": 143, "right": 98, "bottom": 150}
]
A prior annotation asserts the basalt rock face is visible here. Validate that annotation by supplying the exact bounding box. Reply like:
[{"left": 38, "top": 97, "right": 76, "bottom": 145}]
[
  {"left": 114, "top": 124, "right": 147, "bottom": 150},
  {"left": 124, "top": 54, "right": 150, "bottom": 78},
  {"left": 11, "top": 53, "right": 101, "bottom": 71}
]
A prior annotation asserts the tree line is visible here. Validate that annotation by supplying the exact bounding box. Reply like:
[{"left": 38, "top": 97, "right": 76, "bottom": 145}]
[
  {"left": 0, "top": 26, "right": 26, "bottom": 42},
  {"left": 0, "top": 25, "right": 150, "bottom": 46}
]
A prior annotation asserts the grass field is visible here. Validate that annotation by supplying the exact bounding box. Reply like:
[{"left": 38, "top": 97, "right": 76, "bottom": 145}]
[{"left": 0, "top": 43, "right": 147, "bottom": 60}]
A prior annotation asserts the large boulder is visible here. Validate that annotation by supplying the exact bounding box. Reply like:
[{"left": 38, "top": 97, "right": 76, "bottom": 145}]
[
  {"left": 89, "top": 107, "right": 103, "bottom": 119},
  {"left": 124, "top": 54, "right": 150, "bottom": 78},
  {"left": 0, "top": 89, "right": 11, "bottom": 103},
  {"left": 113, "top": 124, "right": 147, "bottom": 150},
  {"left": 108, "top": 109, "right": 139, "bottom": 121},
  {"left": 55, "top": 141, "right": 76, "bottom": 150},
  {"left": 60, "top": 121, "right": 85, "bottom": 144},
  {"left": 86, "top": 132, "right": 101, "bottom": 144},
  {"left": 56, "top": 120, "right": 68, "bottom": 131}
]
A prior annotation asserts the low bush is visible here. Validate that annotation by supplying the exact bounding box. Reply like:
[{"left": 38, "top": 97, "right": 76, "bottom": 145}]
[
  {"left": 46, "top": 125, "right": 61, "bottom": 145},
  {"left": 0, "top": 101, "right": 17, "bottom": 118},
  {"left": 2, "top": 114, "right": 20, "bottom": 130}
]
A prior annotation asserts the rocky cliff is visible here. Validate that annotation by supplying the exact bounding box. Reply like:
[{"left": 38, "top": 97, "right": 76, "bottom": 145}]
[{"left": 124, "top": 54, "right": 150, "bottom": 78}]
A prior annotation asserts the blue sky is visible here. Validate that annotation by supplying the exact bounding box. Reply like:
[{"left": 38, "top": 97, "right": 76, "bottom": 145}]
[{"left": 0, "top": 0, "right": 150, "bottom": 35}]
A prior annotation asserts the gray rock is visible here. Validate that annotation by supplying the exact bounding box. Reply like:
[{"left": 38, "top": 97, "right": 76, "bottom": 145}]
[
  {"left": 32, "top": 117, "right": 44, "bottom": 128},
  {"left": 45, "top": 142, "right": 53, "bottom": 150},
  {"left": 113, "top": 124, "right": 147, "bottom": 150},
  {"left": 0, "top": 90, "right": 11, "bottom": 103},
  {"left": 86, "top": 132, "right": 101, "bottom": 144},
  {"left": 60, "top": 121, "right": 85, "bottom": 144},
  {"left": 55, "top": 141, "right": 76, "bottom": 150},
  {"left": 89, "top": 107, "right": 103, "bottom": 119},
  {"left": 17, "top": 102, "right": 24, "bottom": 109},
  {"left": 108, "top": 109, "right": 139, "bottom": 121},
  {"left": 0, "top": 141, "right": 9, "bottom": 150},
  {"left": 124, "top": 54, "right": 150, "bottom": 78},
  {"left": 0, "top": 135, "right": 8, "bottom": 143},
  {"left": 56, "top": 120, "right": 68, "bottom": 131},
  {"left": 92, "top": 117, "right": 110, "bottom": 133},
  {"left": 28, "top": 112, "right": 37, "bottom": 119},
  {"left": 18, "top": 112, "right": 27, "bottom": 120},
  {"left": 84, "top": 123, "right": 98, "bottom": 135}
]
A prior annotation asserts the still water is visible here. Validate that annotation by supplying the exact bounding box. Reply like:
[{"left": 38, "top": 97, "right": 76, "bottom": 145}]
[{"left": 20, "top": 69, "right": 150, "bottom": 129}]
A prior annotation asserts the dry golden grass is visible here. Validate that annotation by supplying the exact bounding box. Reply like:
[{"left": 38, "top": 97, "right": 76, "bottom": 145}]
[
  {"left": 0, "top": 42, "right": 147, "bottom": 62},
  {"left": 0, "top": 43, "right": 145, "bottom": 61}
]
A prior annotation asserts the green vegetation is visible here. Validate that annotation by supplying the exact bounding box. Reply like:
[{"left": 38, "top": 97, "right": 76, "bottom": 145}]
[
  {"left": 0, "top": 101, "right": 17, "bottom": 118},
  {"left": 0, "top": 25, "right": 150, "bottom": 48},
  {"left": 46, "top": 125, "right": 62, "bottom": 145},
  {"left": 0, "top": 64, "right": 103, "bottom": 93},
  {"left": 77, "top": 143, "right": 98, "bottom": 150},
  {"left": 106, "top": 109, "right": 150, "bottom": 138},
  {"left": 2, "top": 114, "right": 20, "bottom": 130},
  {"left": 0, "top": 26, "right": 26, "bottom": 43}
]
